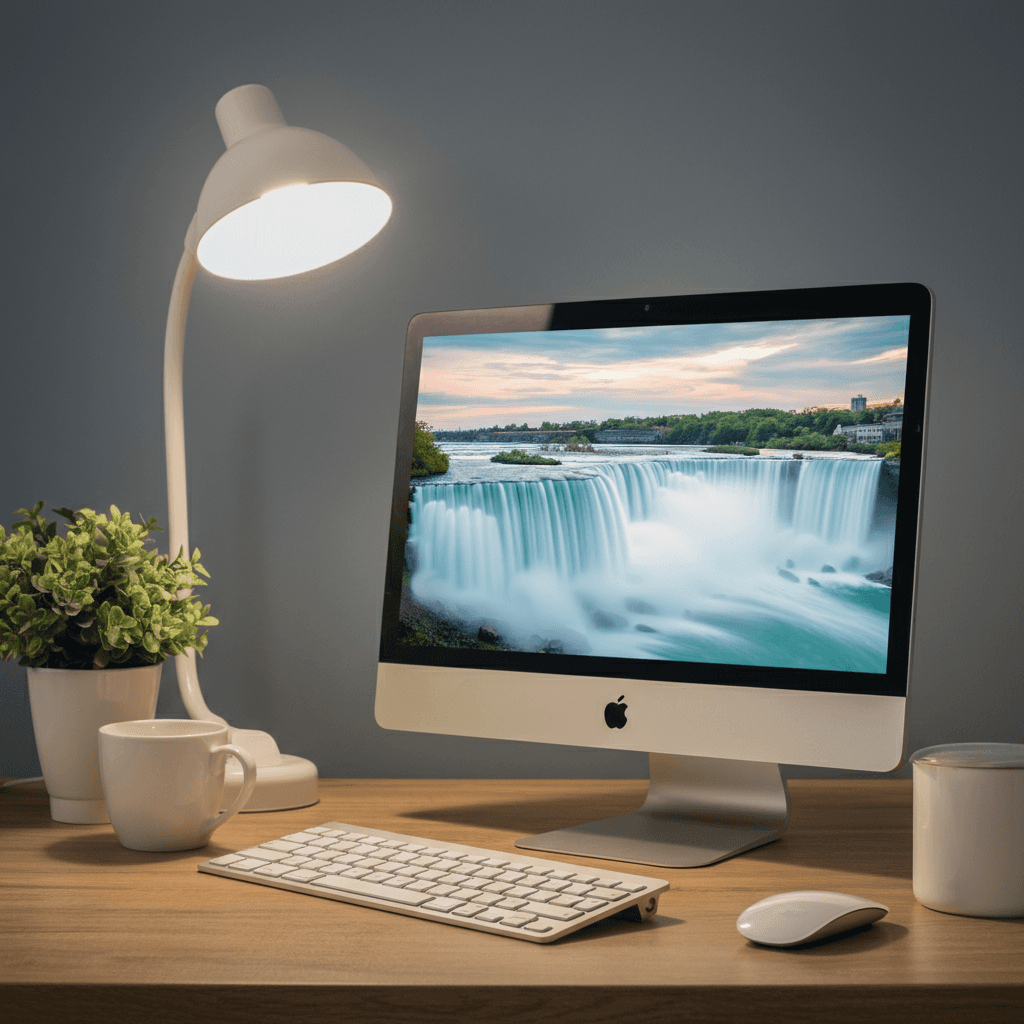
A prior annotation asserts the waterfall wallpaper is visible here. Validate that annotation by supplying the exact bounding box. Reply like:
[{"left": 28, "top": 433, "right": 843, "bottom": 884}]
[{"left": 402, "top": 316, "right": 909, "bottom": 675}]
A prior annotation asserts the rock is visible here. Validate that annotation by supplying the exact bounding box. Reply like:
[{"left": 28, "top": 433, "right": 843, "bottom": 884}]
[
  {"left": 592, "top": 609, "right": 628, "bottom": 630},
  {"left": 777, "top": 568, "right": 799, "bottom": 583},
  {"left": 820, "top": 564, "right": 837, "bottom": 573},
  {"left": 478, "top": 624, "right": 502, "bottom": 644},
  {"left": 634, "top": 623, "right": 658, "bottom": 633}
]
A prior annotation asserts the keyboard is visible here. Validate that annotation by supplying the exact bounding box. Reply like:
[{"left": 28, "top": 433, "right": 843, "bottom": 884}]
[{"left": 198, "top": 821, "right": 670, "bottom": 943}]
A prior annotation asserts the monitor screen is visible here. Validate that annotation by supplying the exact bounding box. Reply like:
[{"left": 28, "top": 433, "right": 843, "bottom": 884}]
[
  {"left": 380, "top": 284, "right": 929, "bottom": 700},
  {"left": 376, "top": 283, "right": 931, "bottom": 866}
]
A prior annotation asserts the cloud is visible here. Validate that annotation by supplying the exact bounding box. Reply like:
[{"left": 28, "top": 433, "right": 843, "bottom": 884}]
[{"left": 417, "top": 316, "right": 910, "bottom": 427}]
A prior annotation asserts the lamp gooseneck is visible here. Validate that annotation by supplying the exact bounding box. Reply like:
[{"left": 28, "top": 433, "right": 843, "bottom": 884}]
[{"left": 163, "top": 247, "right": 227, "bottom": 728}]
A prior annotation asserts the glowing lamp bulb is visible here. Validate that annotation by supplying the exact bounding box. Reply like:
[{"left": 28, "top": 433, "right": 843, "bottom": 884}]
[{"left": 196, "top": 181, "right": 393, "bottom": 280}]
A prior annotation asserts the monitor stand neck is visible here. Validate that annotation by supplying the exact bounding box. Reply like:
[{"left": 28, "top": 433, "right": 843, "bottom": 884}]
[{"left": 515, "top": 753, "right": 790, "bottom": 868}]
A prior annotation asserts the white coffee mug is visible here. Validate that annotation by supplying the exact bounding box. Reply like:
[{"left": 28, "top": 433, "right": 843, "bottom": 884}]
[
  {"left": 99, "top": 719, "right": 257, "bottom": 852},
  {"left": 912, "top": 742, "right": 1024, "bottom": 918}
]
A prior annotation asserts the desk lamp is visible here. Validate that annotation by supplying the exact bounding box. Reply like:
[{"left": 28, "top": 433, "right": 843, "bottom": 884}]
[{"left": 163, "top": 84, "right": 392, "bottom": 810}]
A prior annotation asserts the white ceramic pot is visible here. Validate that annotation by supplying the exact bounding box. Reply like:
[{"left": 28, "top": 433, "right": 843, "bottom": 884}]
[{"left": 27, "top": 664, "right": 162, "bottom": 823}]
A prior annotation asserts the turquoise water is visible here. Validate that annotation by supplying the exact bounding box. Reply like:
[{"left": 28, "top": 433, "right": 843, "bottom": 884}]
[{"left": 407, "top": 455, "right": 894, "bottom": 673}]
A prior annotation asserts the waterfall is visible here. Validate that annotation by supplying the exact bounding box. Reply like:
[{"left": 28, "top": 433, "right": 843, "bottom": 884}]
[{"left": 406, "top": 457, "right": 893, "bottom": 673}]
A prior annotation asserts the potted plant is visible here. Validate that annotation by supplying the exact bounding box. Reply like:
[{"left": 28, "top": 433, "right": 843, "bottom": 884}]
[{"left": 1, "top": 502, "right": 217, "bottom": 822}]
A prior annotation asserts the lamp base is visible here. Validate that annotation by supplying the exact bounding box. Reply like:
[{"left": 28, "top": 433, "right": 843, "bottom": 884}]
[{"left": 221, "top": 728, "right": 319, "bottom": 812}]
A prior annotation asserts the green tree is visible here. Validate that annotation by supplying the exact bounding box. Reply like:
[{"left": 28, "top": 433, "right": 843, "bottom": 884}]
[{"left": 410, "top": 421, "right": 449, "bottom": 477}]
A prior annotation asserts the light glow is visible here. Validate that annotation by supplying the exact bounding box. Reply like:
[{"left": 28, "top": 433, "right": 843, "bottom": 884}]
[{"left": 197, "top": 181, "right": 392, "bottom": 280}]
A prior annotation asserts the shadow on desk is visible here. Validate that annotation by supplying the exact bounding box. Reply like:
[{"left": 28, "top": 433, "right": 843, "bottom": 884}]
[{"left": 397, "top": 780, "right": 914, "bottom": 880}]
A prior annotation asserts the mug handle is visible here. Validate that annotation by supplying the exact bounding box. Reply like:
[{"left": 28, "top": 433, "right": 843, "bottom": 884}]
[{"left": 204, "top": 744, "right": 257, "bottom": 834}]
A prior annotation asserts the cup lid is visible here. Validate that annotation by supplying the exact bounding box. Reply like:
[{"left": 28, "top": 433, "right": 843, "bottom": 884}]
[{"left": 911, "top": 742, "right": 1024, "bottom": 768}]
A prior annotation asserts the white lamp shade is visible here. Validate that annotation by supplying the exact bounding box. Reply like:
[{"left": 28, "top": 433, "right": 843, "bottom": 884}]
[{"left": 187, "top": 86, "right": 392, "bottom": 280}]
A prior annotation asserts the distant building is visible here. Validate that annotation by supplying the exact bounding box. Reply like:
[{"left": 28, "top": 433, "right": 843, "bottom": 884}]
[
  {"left": 593, "top": 427, "right": 668, "bottom": 444},
  {"left": 833, "top": 407, "right": 902, "bottom": 445},
  {"left": 851, "top": 394, "right": 867, "bottom": 411},
  {"left": 881, "top": 410, "right": 903, "bottom": 442},
  {"left": 834, "top": 421, "right": 885, "bottom": 444}
]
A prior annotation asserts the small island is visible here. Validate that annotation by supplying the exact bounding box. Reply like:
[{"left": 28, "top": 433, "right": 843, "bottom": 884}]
[{"left": 490, "top": 449, "right": 562, "bottom": 466}]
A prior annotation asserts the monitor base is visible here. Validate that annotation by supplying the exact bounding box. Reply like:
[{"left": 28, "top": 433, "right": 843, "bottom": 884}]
[{"left": 515, "top": 752, "right": 790, "bottom": 868}]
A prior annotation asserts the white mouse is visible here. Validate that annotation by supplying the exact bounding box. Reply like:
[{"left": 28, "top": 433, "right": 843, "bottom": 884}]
[{"left": 737, "top": 890, "right": 889, "bottom": 947}]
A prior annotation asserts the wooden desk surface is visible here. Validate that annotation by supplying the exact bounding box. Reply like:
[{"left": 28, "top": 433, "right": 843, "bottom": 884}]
[{"left": 2, "top": 777, "right": 1022, "bottom": 1023}]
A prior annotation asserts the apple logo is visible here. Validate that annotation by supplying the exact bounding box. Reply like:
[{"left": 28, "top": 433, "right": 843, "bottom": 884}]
[{"left": 604, "top": 695, "right": 628, "bottom": 729}]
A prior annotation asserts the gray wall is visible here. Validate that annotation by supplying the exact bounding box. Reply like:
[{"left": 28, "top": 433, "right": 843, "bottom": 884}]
[{"left": 2, "top": 0, "right": 1021, "bottom": 781}]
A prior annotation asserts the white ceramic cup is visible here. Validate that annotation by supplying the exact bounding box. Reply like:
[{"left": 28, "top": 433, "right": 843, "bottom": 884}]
[
  {"left": 99, "top": 719, "right": 257, "bottom": 852},
  {"left": 912, "top": 742, "right": 1024, "bottom": 918}
]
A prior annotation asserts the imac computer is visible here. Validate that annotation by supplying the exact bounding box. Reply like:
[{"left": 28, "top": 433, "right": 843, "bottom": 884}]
[{"left": 376, "top": 282, "right": 932, "bottom": 868}]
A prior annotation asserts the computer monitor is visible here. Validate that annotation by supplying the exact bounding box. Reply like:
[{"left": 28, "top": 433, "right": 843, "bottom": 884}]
[{"left": 376, "top": 282, "right": 932, "bottom": 867}]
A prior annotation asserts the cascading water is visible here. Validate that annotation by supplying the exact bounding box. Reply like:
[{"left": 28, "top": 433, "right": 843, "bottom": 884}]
[{"left": 406, "top": 457, "right": 894, "bottom": 673}]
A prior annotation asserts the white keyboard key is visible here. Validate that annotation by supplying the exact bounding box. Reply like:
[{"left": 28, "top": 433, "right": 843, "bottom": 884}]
[
  {"left": 504, "top": 886, "right": 538, "bottom": 900},
  {"left": 237, "top": 847, "right": 290, "bottom": 862},
  {"left": 231, "top": 858, "right": 269, "bottom": 871},
  {"left": 426, "top": 884, "right": 459, "bottom": 897},
  {"left": 423, "top": 897, "right": 464, "bottom": 913},
  {"left": 521, "top": 901, "right": 584, "bottom": 921},
  {"left": 495, "top": 870, "right": 526, "bottom": 883},
  {"left": 574, "top": 898, "right": 609, "bottom": 912},
  {"left": 538, "top": 879, "right": 570, "bottom": 892},
  {"left": 523, "top": 920, "right": 554, "bottom": 934},
  {"left": 316, "top": 863, "right": 348, "bottom": 875},
  {"left": 282, "top": 869, "right": 323, "bottom": 883},
  {"left": 497, "top": 913, "right": 535, "bottom": 928},
  {"left": 207, "top": 854, "right": 244, "bottom": 866},
  {"left": 552, "top": 892, "right": 585, "bottom": 909},
  {"left": 451, "top": 902, "right": 487, "bottom": 918},
  {"left": 254, "top": 863, "right": 293, "bottom": 877},
  {"left": 389, "top": 852, "right": 419, "bottom": 864},
  {"left": 482, "top": 881, "right": 514, "bottom": 894},
  {"left": 261, "top": 840, "right": 303, "bottom": 853},
  {"left": 562, "top": 882, "right": 593, "bottom": 896},
  {"left": 404, "top": 879, "right": 437, "bottom": 892},
  {"left": 495, "top": 897, "right": 528, "bottom": 911},
  {"left": 469, "top": 891, "right": 505, "bottom": 906},
  {"left": 438, "top": 873, "right": 475, "bottom": 887},
  {"left": 590, "top": 886, "right": 629, "bottom": 901}
]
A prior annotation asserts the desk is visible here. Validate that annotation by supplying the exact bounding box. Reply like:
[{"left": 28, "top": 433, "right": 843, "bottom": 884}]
[{"left": 2, "top": 777, "right": 1022, "bottom": 1023}]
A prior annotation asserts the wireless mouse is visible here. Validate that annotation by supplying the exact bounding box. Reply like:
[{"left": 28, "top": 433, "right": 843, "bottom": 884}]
[{"left": 736, "top": 890, "right": 888, "bottom": 947}]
